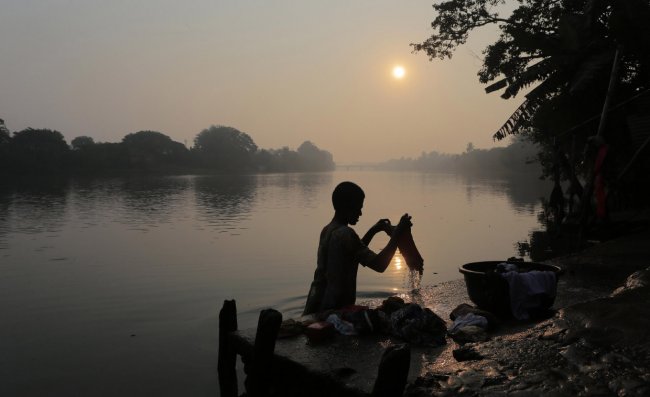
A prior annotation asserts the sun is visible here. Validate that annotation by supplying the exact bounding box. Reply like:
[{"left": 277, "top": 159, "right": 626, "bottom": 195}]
[{"left": 392, "top": 65, "right": 406, "bottom": 79}]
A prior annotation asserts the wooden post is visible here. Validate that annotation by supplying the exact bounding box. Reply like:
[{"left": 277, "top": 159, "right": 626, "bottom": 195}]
[
  {"left": 218, "top": 299, "right": 238, "bottom": 397},
  {"left": 372, "top": 344, "right": 411, "bottom": 397},
  {"left": 246, "top": 308, "right": 283, "bottom": 397}
]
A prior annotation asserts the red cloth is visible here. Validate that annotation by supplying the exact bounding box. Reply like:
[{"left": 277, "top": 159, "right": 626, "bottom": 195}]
[{"left": 398, "top": 228, "right": 424, "bottom": 274}]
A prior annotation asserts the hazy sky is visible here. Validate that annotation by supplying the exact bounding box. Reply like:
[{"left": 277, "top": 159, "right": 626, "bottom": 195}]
[{"left": 0, "top": 1, "right": 521, "bottom": 163}]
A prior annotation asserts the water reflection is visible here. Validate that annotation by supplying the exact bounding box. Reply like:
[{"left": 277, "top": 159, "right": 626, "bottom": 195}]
[
  {"left": 0, "top": 189, "right": 9, "bottom": 250},
  {"left": 293, "top": 173, "right": 333, "bottom": 209},
  {"left": 459, "top": 173, "right": 550, "bottom": 215},
  {"left": 253, "top": 172, "right": 332, "bottom": 211},
  {"left": 501, "top": 174, "right": 551, "bottom": 214},
  {"left": 67, "top": 178, "right": 125, "bottom": 229},
  {"left": 194, "top": 174, "right": 256, "bottom": 234},
  {"left": 117, "top": 176, "right": 192, "bottom": 230},
  {"left": 1, "top": 177, "right": 69, "bottom": 238}
]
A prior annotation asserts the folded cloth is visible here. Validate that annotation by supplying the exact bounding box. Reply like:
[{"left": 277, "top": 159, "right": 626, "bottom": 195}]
[
  {"left": 448, "top": 313, "right": 489, "bottom": 335},
  {"left": 501, "top": 270, "right": 557, "bottom": 320}
]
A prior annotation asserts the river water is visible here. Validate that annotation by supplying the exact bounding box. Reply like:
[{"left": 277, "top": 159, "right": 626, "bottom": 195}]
[{"left": 0, "top": 170, "right": 549, "bottom": 396}]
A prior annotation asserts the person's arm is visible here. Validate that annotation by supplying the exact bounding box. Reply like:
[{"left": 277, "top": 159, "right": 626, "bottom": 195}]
[
  {"left": 366, "top": 214, "right": 412, "bottom": 273},
  {"left": 361, "top": 219, "right": 392, "bottom": 246}
]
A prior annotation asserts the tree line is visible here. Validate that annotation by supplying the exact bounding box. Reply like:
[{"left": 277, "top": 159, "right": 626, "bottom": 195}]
[
  {"left": 0, "top": 121, "right": 335, "bottom": 174},
  {"left": 377, "top": 137, "right": 542, "bottom": 177}
]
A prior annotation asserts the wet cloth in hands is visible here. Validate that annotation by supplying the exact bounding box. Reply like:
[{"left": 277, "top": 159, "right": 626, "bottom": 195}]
[
  {"left": 397, "top": 228, "right": 424, "bottom": 274},
  {"left": 501, "top": 270, "right": 557, "bottom": 320}
]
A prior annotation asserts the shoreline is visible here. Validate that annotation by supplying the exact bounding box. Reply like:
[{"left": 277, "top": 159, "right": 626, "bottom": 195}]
[
  {"left": 403, "top": 225, "right": 650, "bottom": 396},
  {"left": 226, "top": 224, "right": 650, "bottom": 396}
]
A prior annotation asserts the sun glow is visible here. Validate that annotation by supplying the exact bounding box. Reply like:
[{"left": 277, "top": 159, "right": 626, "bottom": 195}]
[
  {"left": 394, "top": 256, "right": 403, "bottom": 270},
  {"left": 392, "top": 65, "right": 406, "bottom": 79}
]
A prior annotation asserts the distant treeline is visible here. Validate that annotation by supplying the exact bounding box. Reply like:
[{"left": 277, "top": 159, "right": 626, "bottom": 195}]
[
  {"left": 0, "top": 122, "right": 335, "bottom": 174},
  {"left": 377, "top": 138, "right": 542, "bottom": 176}
]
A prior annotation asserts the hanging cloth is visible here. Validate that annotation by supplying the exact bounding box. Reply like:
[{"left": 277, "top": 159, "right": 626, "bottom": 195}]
[{"left": 397, "top": 228, "right": 424, "bottom": 274}]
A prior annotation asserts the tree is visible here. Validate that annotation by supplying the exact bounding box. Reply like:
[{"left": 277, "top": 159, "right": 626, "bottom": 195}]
[
  {"left": 122, "top": 130, "right": 189, "bottom": 169},
  {"left": 296, "top": 141, "right": 336, "bottom": 171},
  {"left": 7, "top": 128, "right": 70, "bottom": 171},
  {"left": 71, "top": 136, "right": 95, "bottom": 150},
  {"left": 415, "top": 0, "right": 649, "bottom": 137},
  {"left": 68, "top": 141, "right": 129, "bottom": 171},
  {"left": 414, "top": 0, "right": 650, "bottom": 211},
  {"left": 0, "top": 118, "right": 9, "bottom": 145},
  {"left": 193, "top": 125, "right": 258, "bottom": 171},
  {"left": 0, "top": 119, "right": 10, "bottom": 170}
]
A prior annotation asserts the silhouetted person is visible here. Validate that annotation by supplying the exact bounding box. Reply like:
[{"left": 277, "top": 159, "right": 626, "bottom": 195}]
[{"left": 303, "top": 181, "right": 412, "bottom": 315}]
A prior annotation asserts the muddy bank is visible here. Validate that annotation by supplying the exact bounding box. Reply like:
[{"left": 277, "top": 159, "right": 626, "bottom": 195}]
[
  {"left": 226, "top": 227, "right": 650, "bottom": 396},
  {"left": 401, "top": 228, "right": 650, "bottom": 396}
]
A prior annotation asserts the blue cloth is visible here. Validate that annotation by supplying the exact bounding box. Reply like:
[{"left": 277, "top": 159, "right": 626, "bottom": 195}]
[
  {"left": 501, "top": 270, "right": 557, "bottom": 320},
  {"left": 326, "top": 313, "right": 357, "bottom": 335},
  {"left": 448, "top": 313, "right": 488, "bottom": 334}
]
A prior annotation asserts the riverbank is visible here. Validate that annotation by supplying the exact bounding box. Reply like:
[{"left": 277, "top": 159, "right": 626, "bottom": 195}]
[
  {"left": 403, "top": 225, "right": 650, "bottom": 396},
  {"left": 226, "top": 222, "right": 650, "bottom": 396}
]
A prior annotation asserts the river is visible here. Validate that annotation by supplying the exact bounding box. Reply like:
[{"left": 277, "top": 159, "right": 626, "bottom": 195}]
[{"left": 0, "top": 170, "right": 549, "bottom": 396}]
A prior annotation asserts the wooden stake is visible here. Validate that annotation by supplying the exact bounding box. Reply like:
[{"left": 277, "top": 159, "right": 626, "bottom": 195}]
[
  {"left": 246, "top": 308, "right": 282, "bottom": 397},
  {"left": 372, "top": 343, "right": 411, "bottom": 397},
  {"left": 218, "top": 299, "right": 238, "bottom": 397}
]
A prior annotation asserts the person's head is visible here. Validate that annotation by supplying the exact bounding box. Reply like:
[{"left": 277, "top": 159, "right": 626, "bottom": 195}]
[{"left": 332, "top": 181, "right": 365, "bottom": 225}]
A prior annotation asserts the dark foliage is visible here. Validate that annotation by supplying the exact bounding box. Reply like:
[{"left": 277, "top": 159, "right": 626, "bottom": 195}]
[
  {"left": 414, "top": 0, "right": 650, "bottom": 208},
  {"left": 414, "top": 0, "right": 650, "bottom": 140},
  {"left": 70, "top": 136, "right": 95, "bottom": 150},
  {"left": 193, "top": 125, "right": 258, "bottom": 171},
  {"left": 0, "top": 122, "right": 335, "bottom": 175},
  {"left": 4, "top": 128, "right": 70, "bottom": 172},
  {"left": 122, "top": 130, "right": 189, "bottom": 170}
]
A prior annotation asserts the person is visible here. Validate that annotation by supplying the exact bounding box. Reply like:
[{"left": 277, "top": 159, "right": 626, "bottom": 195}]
[{"left": 303, "top": 181, "right": 413, "bottom": 315}]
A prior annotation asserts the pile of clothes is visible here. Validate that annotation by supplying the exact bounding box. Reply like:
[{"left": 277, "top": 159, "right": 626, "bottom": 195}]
[{"left": 297, "top": 296, "right": 448, "bottom": 346}]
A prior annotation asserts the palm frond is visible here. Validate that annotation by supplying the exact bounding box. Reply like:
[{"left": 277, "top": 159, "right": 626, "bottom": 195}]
[
  {"left": 492, "top": 76, "right": 557, "bottom": 140},
  {"left": 485, "top": 78, "right": 507, "bottom": 93},
  {"left": 501, "top": 58, "right": 554, "bottom": 99},
  {"left": 493, "top": 99, "right": 539, "bottom": 140}
]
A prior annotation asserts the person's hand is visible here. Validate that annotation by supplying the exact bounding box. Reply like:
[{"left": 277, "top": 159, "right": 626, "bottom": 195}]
[
  {"left": 372, "top": 219, "right": 393, "bottom": 235},
  {"left": 392, "top": 213, "right": 412, "bottom": 237}
]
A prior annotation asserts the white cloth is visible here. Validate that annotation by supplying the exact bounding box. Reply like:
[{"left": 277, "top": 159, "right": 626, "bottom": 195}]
[{"left": 501, "top": 270, "right": 557, "bottom": 320}]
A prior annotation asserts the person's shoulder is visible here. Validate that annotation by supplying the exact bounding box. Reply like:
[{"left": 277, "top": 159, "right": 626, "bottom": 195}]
[
  {"left": 320, "top": 224, "right": 330, "bottom": 238},
  {"left": 332, "top": 225, "right": 360, "bottom": 240}
]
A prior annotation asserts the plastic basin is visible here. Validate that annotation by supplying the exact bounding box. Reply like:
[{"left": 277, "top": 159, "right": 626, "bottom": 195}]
[{"left": 459, "top": 261, "right": 562, "bottom": 317}]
